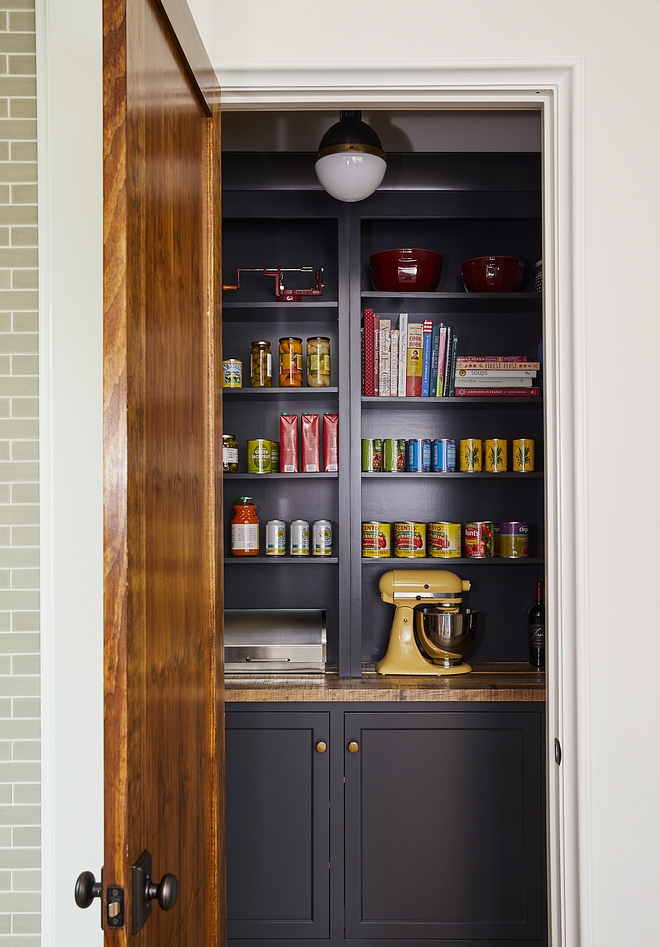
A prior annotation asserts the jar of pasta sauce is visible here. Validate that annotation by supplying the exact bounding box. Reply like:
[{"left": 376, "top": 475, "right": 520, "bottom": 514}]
[{"left": 231, "top": 496, "right": 259, "bottom": 556}]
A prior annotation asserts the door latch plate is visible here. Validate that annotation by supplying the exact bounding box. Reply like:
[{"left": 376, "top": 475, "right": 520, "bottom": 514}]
[{"left": 106, "top": 884, "right": 124, "bottom": 929}]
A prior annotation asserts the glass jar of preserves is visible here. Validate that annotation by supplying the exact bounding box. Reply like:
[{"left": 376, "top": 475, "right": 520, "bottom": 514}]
[
  {"left": 279, "top": 337, "right": 303, "bottom": 387},
  {"left": 231, "top": 496, "right": 259, "bottom": 556},
  {"left": 250, "top": 340, "right": 272, "bottom": 388},
  {"left": 306, "top": 336, "right": 331, "bottom": 387},
  {"left": 223, "top": 433, "right": 239, "bottom": 473}
]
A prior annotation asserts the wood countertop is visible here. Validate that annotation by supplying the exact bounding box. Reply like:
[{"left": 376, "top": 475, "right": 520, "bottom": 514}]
[{"left": 224, "top": 663, "right": 545, "bottom": 703}]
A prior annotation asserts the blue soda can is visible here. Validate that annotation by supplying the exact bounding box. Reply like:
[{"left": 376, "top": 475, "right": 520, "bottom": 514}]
[
  {"left": 432, "top": 438, "right": 457, "bottom": 472},
  {"left": 407, "top": 438, "right": 432, "bottom": 472}
]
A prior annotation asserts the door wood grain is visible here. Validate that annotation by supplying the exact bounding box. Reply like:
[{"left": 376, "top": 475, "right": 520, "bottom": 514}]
[{"left": 103, "top": 0, "right": 223, "bottom": 943}]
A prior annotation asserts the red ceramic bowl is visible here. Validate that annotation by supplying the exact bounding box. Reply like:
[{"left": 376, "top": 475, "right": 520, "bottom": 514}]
[
  {"left": 370, "top": 248, "right": 443, "bottom": 293},
  {"left": 462, "top": 256, "right": 524, "bottom": 293}
]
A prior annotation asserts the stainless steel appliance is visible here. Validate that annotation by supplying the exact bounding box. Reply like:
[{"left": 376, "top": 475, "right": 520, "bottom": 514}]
[{"left": 224, "top": 609, "right": 327, "bottom": 673}]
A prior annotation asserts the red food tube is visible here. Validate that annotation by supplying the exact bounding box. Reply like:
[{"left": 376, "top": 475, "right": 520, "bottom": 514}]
[
  {"left": 301, "top": 413, "right": 320, "bottom": 473},
  {"left": 323, "top": 413, "right": 339, "bottom": 472},
  {"left": 279, "top": 413, "right": 299, "bottom": 473}
]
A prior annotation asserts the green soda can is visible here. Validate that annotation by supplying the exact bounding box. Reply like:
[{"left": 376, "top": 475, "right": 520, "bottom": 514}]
[
  {"left": 361, "top": 438, "right": 383, "bottom": 472},
  {"left": 247, "top": 439, "right": 271, "bottom": 473},
  {"left": 383, "top": 438, "right": 398, "bottom": 472}
]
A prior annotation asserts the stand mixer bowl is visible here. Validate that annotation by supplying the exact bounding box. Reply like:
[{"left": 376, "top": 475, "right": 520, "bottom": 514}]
[{"left": 414, "top": 607, "right": 478, "bottom": 667}]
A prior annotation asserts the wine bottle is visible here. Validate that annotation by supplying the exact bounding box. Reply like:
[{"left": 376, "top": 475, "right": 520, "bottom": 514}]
[{"left": 528, "top": 581, "right": 545, "bottom": 668}]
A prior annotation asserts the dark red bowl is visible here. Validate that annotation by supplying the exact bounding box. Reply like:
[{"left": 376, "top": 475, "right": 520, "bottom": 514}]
[
  {"left": 462, "top": 256, "right": 524, "bottom": 293},
  {"left": 370, "top": 248, "right": 443, "bottom": 293}
]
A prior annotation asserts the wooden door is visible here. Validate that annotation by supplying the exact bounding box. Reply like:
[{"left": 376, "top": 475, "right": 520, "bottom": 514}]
[{"left": 103, "top": 0, "right": 223, "bottom": 943}]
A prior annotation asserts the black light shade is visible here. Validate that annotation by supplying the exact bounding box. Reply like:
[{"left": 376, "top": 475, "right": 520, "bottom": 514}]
[{"left": 315, "top": 111, "right": 387, "bottom": 202}]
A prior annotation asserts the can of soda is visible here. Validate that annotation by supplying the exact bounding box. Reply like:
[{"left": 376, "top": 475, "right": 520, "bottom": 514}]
[
  {"left": 265, "top": 519, "right": 286, "bottom": 556},
  {"left": 289, "top": 519, "right": 310, "bottom": 556},
  {"left": 361, "top": 438, "right": 383, "bottom": 472},
  {"left": 432, "top": 438, "right": 457, "bottom": 472},
  {"left": 406, "top": 439, "right": 432, "bottom": 472},
  {"left": 312, "top": 520, "right": 333, "bottom": 556}
]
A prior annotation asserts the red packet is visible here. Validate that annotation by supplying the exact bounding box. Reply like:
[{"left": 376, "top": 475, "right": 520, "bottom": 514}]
[
  {"left": 301, "top": 413, "right": 320, "bottom": 473},
  {"left": 279, "top": 414, "right": 298, "bottom": 473},
  {"left": 323, "top": 413, "right": 338, "bottom": 472}
]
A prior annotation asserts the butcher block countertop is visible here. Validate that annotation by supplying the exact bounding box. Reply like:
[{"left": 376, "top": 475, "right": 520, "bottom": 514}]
[{"left": 225, "top": 663, "right": 545, "bottom": 703}]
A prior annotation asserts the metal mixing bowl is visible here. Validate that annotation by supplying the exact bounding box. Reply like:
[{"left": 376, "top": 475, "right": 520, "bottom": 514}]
[{"left": 414, "top": 607, "right": 478, "bottom": 667}]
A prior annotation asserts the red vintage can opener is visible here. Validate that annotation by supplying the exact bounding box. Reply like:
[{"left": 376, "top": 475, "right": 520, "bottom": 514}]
[{"left": 222, "top": 267, "right": 324, "bottom": 302}]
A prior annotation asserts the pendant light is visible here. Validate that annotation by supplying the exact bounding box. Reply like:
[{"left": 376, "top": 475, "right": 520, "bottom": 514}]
[{"left": 315, "top": 111, "right": 387, "bottom": 202}]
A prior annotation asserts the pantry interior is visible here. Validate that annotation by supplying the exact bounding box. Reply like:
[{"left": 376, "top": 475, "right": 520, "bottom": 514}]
[{"left": 222, "top": 107, "right": 549, "bottom": 947}]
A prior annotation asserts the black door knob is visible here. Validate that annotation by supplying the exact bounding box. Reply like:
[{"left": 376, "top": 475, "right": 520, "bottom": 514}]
[
  {"left": 74, "top": 871, "right": 102, "bottom": 909},
  {"left": 147, "top": 872, "right": 178, "bottom": 911}
]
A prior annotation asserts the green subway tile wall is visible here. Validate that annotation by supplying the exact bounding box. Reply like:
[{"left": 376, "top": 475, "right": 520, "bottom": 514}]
[{"left": 0, "top": 1, "right": 40, "bottom": 942}]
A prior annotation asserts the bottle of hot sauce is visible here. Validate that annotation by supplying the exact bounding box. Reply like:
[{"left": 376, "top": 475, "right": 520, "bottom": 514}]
[{"left": 231, "top": 496, "right": 259, "bottom": 556}]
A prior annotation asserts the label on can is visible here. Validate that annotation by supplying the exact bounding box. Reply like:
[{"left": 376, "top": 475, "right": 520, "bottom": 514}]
[
  {"left": 247, "top": 439, "right": 271, "bottom": 473},
  {"left": 383, "top": 439, "right": 398, "bottom": 473},
  {"left": 222, "top": 359, "right": 242, "bottom": 388},
  {"left": 312, "top": 520, "right": 333, "bottom": 556},
  {"left": 406, "top": 439, "right": 432, "bottom": 473},
  {"left": 265, "top": 520, "right": 286, "bottom": 556},
  {"left": 513, "top": 438, "right": 535, "bottom": 472},
  {"left": 485, "top": 438, "right": 508, "bottom": 472},
  {"left": 396, "top": 439, "right": 407, "bottom": 471},
  {"left": 361, "top": 439, "right": 383, "bottom": 472},
  {"left": 459, "top": 439, "right": 483, "bottom": 472},
  {"left": 499, "top": 521, "right": 529, "bottom": 558},
  {"left": 362, "top": 522, "right": 391, "bottom": 557},
  {"left": 428, "top": 522, "right": 462, "bottom": 558},
  {"left": 464, "top": 521, "right": 500, "bottom": 558},
  {"left": 432, "top": 439, "right": 457, "bottom": 472},
  {"left": 394, "top": 522, "right": 426, "bottom": 557},
  {"left": 289, "top": 519, "right": 310, "bottom": 556}
]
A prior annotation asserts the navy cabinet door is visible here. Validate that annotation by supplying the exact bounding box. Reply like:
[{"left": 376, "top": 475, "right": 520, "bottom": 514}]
[
  {"left": 226, "top": 711, "right": 331, "bottom": 940},
  {"left": 344, "top": 711, "right": 544, "bottom": 944}
]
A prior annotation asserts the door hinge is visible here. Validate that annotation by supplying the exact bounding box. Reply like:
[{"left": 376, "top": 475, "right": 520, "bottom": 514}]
[{"left": 554, "top": 738, "right": 562, "bottom": 765}]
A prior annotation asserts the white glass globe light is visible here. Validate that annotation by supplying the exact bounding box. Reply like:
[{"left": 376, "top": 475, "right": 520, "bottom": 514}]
[{"left": 315, "top": 151, "right": 387, "bottom": 203}]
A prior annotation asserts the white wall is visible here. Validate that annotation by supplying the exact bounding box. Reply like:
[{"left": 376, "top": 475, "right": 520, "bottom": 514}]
[
  {"left": 188, "top": 1, "right": 660, "bottom": 944},
  {"left": 40, "top": 0, "right": 660, "bottom": 944}
]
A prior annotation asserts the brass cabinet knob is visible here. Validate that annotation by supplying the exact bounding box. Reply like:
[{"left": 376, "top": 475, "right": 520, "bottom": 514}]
[
  {"left": 348, "top": 741, "right": 359, "bottom": 753},
  {"left": 316, "top": 741, "right": 327, "bottom": 753}
]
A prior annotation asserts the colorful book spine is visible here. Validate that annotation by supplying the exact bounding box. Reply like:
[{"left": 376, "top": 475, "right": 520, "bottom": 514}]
[
  {"left": 441, "top": 326, "right": 453, "bottom": 397},
  {"left": 454, "top": 387, "right": 541, "bottom": 397},
  {"left": 429, "top": 323, "right": 441, "bottom": 397},
  {"left": 373, "top": 316, "right": 380, "bottom": 396},
  {"left": 456, "top": 355, "right": 527, "bottom": 362},
  {"left": 363, "top": 309, "right": 375, "bottom": 396},
  {"left": 421, "top": 320, "right": 433, "bottom": 397},
  {"left": 379, "top": 319, "right": 391, "bottom": 396},
  {"left": 390, "top": 330, "right": 399, "bottom": 397},
  {"left": 448, "top": 335, "right": 459, "bottom": 397},
  {"left": 456, "top": 360, "right": 540, "bottom": 371},
  {"left": 397, "top": 313, "right": 408, "bottom": 396},
  {"left": 454, "top": 377, "right": 533, "bottom": 388},
  {"left": 455, "top": 369, "right": 537, "bottom": 379},
  {"left": 406, "top": 323, "right": 424, "bottom": 397},
  {"left": 436, "top": 325, "right": 447, "bottom": 396}
]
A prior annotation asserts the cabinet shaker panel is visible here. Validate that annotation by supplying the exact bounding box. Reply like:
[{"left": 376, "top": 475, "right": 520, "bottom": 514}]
[
  {"left": 226, "top": 712, "right": 330, "bottom": 939},
  {"left": 344, "top": 711, "right": 544, "bottom": 943}
]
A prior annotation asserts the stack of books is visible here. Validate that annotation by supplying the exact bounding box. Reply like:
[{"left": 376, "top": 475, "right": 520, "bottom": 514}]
[
  {"left": 454, "top": 356, "right": 541, "bottom": 397},
  {"left": 362, "top": 309, "right": 459, "bottom": 397}
]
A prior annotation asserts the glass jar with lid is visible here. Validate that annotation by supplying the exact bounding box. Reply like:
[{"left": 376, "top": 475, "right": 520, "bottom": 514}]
[
  {"left": 231, "top": 496, "right": 259, "bottom": 556},
  {"left": 250, "top": 340, "right": 272, "bottom": 388},
  {"left": 279, "top": 337, "right": 303, "bottom": 387},
  {"left": 223, "top": 433, "right": 239, "bottom": 473},
  {"left": 306, "top": 336, "right": 331, "bottom": 387}
]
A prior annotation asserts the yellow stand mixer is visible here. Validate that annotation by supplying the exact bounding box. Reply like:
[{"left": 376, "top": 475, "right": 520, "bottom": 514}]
[{"left": 376, "top": 569, "right": 477, "bottom": 676}]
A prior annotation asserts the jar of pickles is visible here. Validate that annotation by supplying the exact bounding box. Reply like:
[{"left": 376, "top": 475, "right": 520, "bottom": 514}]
[
  {"left": 223, "top": 433, "right": 239, "bottom": 473},
  {"left": 306, "top": 336, "right": 331, "bottom": 387},
  {"left": 279, "top": 337, "right": 303, "bottom": 387},
  {"left": 250, "top": 340, "right": 272, "bottom": 388}
]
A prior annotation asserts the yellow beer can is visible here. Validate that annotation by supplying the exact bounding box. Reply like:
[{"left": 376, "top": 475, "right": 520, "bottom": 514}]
[
  {"left": 513, "top": 438, "right": 535, "bottom": 472},
  {"left": 459, "top": 438, "right": 483, "bottom": 472},
  {"left": 485, "top": 438, "right": 508, "bottom": 472}
]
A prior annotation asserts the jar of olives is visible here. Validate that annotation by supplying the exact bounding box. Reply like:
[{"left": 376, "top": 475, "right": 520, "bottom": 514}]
[
  {"left": 223, "top": 434, "right": 239, "bottom": 473},
  {"left": 306, "top": 336, "right": 331, "bottom": 387},
  {"left": 279, "top": 337, "right": 303, "bottom": 387},
  {"left": 250, "top": 340, "right": 272, "bottom": 388}
]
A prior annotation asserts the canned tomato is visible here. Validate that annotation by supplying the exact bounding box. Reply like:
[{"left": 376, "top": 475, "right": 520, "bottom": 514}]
[
  {"left": 406, "top": 439, "right": 432, "bottom": 473},
  {"left": 361, "top": 438, "right": 383, "bottom": 472},
  {"left": 513, "top": 438, "right": 535, "bottom": 472},
  {"left": 428, "top": 522, "right": 462, "bottom": 558},
  {"left": 464, "top": 521, "right": 500, "bottom": 558},
  {"left": 459, "top": 438, "right": 483, "bottom": 472},
  {"left": 432, "top": 438, "right": 456, "bottom": 472},
  {"left": 289, "top": 519, "right": 310, "bottom": 556},
  {"left": 222, "top": 358, "right": 242, "bottom": 388},
  {"left": 362, "top": 522, "right": 391, "bottom": 558},
  {"left": 265, "top": 519, "right": 286, "bottom": 556},
  {"left": 485, "top": 438, "right": 508, "bottom": 472},
  {"left": 394, "top": 522, "right": 427, "bottom": 558},
  {"left": 247, "top": 439, "right": 271, "bottom": 473},
  {"left": 312, "top": 520, "right": 333, "bottom": 556},
  {"left": 499, "top": 521, "right": 529, "bottom": 558}
]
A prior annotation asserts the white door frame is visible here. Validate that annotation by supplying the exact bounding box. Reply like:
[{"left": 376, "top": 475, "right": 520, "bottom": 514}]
[{"left": 215, "top": 59, "right": 587, "bottom": 947}]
